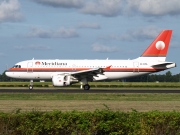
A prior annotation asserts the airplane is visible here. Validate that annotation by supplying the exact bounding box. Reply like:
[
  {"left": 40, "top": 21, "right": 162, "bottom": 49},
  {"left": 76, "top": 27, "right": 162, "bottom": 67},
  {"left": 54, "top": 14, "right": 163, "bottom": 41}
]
[{"left": 5, "top": 30, "right": 176, "bottom": 90}]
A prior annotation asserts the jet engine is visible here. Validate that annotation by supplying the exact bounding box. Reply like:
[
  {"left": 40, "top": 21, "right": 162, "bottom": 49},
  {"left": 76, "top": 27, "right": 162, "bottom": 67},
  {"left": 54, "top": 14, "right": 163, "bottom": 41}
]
[{"left": 52, "top": 75, "right": 71, "bottom": 86}]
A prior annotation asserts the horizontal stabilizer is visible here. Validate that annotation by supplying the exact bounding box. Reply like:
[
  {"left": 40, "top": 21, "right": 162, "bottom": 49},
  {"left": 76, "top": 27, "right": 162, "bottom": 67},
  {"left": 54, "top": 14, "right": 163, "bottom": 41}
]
[{"left": 151, "top": 62, "right": 176, "bottom": 68}]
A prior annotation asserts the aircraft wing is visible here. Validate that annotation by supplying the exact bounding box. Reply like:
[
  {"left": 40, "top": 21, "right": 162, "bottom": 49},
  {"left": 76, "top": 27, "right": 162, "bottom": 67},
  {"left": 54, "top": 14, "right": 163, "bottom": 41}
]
[
  {"left": 70, "top": 66, "right": 111, "bottom": 81},
  {"left": 71, "top": 68, "right": 103, "bottom": 81}
]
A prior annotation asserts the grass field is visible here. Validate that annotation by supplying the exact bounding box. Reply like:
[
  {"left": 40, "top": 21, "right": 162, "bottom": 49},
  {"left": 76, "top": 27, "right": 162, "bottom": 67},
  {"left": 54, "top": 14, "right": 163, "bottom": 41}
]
[
  {"left": 0, "top": 82, "right": 180, "bottom": 112},
  {"left": 0, "top": 93, "right": 180, "bottom": 112}
]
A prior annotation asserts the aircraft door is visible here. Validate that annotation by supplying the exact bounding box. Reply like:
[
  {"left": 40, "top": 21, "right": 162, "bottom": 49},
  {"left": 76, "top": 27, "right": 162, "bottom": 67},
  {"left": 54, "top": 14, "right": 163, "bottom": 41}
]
[
  {"left": 133, "top": 62, "right": 139, "bottom": 73},
  {"left": 27, "top": 62, "right": 33, "bottom": 73},
  {"left": 72, "top": 64, "right": 76, "bottom": 72}
]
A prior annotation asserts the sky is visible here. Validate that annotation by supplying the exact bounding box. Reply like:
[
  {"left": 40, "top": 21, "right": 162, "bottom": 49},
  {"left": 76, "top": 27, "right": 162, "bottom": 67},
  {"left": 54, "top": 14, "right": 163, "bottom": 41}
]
[{"left": 0, "top": 0, "right": 180, "bottom": 75}]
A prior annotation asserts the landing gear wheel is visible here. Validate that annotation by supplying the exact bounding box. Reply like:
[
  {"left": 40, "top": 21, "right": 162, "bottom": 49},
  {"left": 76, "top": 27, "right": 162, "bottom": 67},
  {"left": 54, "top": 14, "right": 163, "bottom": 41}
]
[
  {"left": 29, "top": 85, "right": 33, "bottom": 90},
  {"left": 83, "top": 84, "right": 90, "bottom": 90},
  {"left": 29, "top": 80, "right": 33, "bottom": 90}
]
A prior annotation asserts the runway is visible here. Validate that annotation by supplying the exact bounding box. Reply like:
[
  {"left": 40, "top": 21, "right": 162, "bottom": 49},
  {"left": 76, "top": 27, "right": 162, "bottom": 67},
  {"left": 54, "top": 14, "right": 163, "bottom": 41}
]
[{"left": 0, "top": 89, "right": 180, "bottom": 93}]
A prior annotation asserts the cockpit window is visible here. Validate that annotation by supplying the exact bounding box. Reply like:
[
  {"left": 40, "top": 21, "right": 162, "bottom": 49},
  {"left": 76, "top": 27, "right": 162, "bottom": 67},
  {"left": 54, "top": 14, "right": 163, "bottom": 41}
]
[{"left": 13, "top": 65, "right": 21, "bottom": 68}]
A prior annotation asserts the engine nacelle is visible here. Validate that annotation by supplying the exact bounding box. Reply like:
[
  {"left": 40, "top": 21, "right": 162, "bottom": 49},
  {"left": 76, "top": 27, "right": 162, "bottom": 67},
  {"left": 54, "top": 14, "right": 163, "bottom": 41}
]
[
  {"left": 52, "top": 75, "right": 71, "bottom": 86},
  {"left": 93, "top": 74, "right": 108, "bottom": 81}
]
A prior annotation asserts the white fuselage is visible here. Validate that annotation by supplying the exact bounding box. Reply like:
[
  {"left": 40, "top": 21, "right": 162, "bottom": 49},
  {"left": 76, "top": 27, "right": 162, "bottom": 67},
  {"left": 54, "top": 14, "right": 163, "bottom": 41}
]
[{"left": 5, "top": 58, "right": 175, "bottom": 81}]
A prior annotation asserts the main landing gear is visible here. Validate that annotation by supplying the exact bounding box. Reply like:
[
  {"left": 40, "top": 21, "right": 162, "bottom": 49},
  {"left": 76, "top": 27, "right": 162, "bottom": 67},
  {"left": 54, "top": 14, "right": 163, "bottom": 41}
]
[
  {"left": 80, "top": 78, "right": 90, "bottom": 90},
  {"left": 29, "top": 80, "right": 33, "bottom": 90},
  {"left": 83, "top": 84, "right": 90, "bottom": 90}
]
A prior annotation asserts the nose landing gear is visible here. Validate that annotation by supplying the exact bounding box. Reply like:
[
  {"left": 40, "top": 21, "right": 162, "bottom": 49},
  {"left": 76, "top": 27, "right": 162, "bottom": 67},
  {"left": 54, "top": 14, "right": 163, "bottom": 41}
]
[{"left": 29, "top": 80, "right": 33, "bottom": 90}]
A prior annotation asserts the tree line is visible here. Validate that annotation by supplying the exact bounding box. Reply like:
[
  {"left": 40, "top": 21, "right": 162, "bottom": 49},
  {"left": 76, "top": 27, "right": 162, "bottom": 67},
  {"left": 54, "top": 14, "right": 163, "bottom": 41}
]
[
  {"left": 126, "top": 71, "right": 180, "bottom": 82},
  {"left": 0, "top": 71, "right": 180, "bottom": 82}
]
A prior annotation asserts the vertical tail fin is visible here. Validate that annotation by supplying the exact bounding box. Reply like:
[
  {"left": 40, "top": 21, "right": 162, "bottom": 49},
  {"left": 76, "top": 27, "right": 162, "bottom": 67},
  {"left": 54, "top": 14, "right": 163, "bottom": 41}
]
[{"left": 141, "top": 30, "right": 172, "bottom": 61}]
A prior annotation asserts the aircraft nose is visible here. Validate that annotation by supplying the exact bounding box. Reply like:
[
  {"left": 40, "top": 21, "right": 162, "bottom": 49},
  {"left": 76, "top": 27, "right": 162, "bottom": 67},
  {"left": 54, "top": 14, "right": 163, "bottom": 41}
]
[{"left": 5, "top": 71, "right": 13, "bottom": 77}]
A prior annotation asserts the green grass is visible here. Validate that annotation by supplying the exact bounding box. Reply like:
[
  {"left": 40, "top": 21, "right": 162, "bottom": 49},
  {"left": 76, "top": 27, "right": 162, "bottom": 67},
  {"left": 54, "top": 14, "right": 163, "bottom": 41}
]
[
  {"left": 0, "top": 82, "right": 180, "bottom": 112},
  {"left": 0, "top": 81, "right": 180, "bottom": 88},
  {"left": 0, "top": 93, "right": 180, "bottom": 101},
  {"left": 0, "top": 93, "right": 180, "bottom": 112}
]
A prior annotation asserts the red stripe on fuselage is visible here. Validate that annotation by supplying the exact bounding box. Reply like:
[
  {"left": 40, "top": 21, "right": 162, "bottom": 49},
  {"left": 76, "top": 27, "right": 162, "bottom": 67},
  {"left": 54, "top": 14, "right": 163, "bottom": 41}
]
[{"left": 7, "top": 67, "right": 166, "bottom": 72}]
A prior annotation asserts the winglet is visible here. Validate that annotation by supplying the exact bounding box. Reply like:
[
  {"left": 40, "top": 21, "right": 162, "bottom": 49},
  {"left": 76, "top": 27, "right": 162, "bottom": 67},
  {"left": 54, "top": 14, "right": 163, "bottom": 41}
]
[{"left": 141, "top": 30, "right": 172, "bottom": 57}]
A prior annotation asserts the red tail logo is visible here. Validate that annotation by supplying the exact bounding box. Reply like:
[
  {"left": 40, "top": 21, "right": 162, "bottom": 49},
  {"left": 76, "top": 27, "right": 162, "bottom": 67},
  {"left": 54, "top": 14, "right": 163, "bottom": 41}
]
[{"left": 141, "top": 30, "right": 172, "bottom": 57}]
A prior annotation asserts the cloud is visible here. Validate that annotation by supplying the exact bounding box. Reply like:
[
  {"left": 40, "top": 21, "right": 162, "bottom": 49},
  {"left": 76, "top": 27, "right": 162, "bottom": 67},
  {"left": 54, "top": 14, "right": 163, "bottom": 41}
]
[
  {"left": 126, "top": 0, "right": 180, "bottom": 16},
  {"left": 33, "top": 0, "right": 84, "bottom": 8},
  {"left": 81, "top": 0, "right": 122, "bottom": 17},
  {"left": 92, "top": 43, "right": 119, "bottom": 53},
  {"left": 121, "top": 26, "right": 161, "bottom": 41},
  {"left": 33, "top": 0, "right": 122, "bottom": 17},
  {"left": 102, "top": 26, "right": 161, "bottom": 41},
  {"left": 27, "top": 27, "right": 79, "bottom": 38},
  {"left": 78, "top": 22, "right": 101, "bottom": 29},
  {"left": 0, "top": 0, "right": 23, "bottom": 23},
  {"left": 32, "top": 0, "right": 180, "bottom": 17},
  {"left": 14, "top": 45, "right": 51, "bottom": 50}
]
